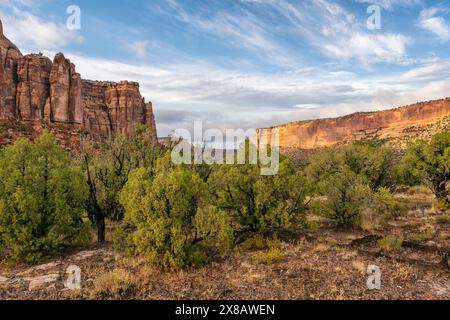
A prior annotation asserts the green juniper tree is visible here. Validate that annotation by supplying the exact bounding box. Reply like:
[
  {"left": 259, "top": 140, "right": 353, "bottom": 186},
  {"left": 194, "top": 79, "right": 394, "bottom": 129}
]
[
  {"left": 81, "top": 124, "right": 161, "bottom": 242},
  {"left": 399, "top": 132, "right": 450, "bottom": 208},
  {"left": 0, "top": 131, "right": 90, "bottom": 263},
  {"left": 209, "top": 142, "right": 311, "bottom": 234},
  {"left": 117, "top": 158, "right": 233, "bottom": 270}
]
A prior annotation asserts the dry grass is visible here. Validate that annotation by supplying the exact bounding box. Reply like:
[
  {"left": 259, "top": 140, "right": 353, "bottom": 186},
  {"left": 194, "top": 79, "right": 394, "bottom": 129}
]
[
  {"left": 90, "top": 269, "right": 135, "bottom": 299},
  {"left": 378, "top": 236, "right": 403, "bottom": 252},
  {"left": 251, "top": 247, "right": 286, "bottom": 265},
  {"left": 313, "top": 242, "right": 331, "bottom": 252},
  {"left": 436, "top": 215, "right": 450, "bottom": 225},
  {"left": 409, "top": 226, "right": 435, "bottom": 243},
  {"left": 351, "top": 261, "right": 366, "bottom": 275},
  {"left": 437, "top": 231, "right": 450, "bottom": 240},
  {"left": 391, "top": 263, "right": 418, "bottom": 282},
  {"left": 406, "top": 185, "right": 433, "bottom": 196}
]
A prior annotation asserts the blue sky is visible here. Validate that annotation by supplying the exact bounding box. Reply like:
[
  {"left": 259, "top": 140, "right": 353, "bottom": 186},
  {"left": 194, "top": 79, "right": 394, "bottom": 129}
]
[{"left": 1, "top": 0, "right": 450, "bottom": 137}]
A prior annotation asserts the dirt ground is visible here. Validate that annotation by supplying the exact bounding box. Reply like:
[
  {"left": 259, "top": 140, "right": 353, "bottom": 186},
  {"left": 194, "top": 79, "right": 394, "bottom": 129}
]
[{"left": 0, "top": 191, "right": 449, "bottom": 300}]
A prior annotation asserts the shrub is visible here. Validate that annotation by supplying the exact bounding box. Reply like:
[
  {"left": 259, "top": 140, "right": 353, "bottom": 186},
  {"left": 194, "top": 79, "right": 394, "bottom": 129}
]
[
  {"left": 91, "top": 269, "right": 135, "bottom": 299},
  {"left": 239, "top": 235, "right": 281, "bottom": 252},
  {"left": 315, "top": 170, "right": 372, "bottom": 227},
  {"left": 399, "top": 132, "right": 450, "bottom": 207},
  {"left": 352, "top": 261, "right": 366, "bottom": 274},
  {"left": 406, "top": 185, "right": 433, "bottom": 196},
  {"left": 409, "top": 227, "right": 435, "bottom": 242},
  {"left": 81, "top": 124, "right": 162, "bottom": 242},
  {"left": 436, "top": 215, "right": 450, "bottom": 224},
  {"left": 0, "top": 132, "right": 90, "bottom": 263},
  {"left": 210, "top": 157, "right": 311, "bottom": 233},
  {"left": 438, "top": 231, "right": 450, "bottom": 240},
  {"left": 306, "top": 142, "right": 397, "bottom": 191},
  {"left": 305, "top": 148, "right": 343, "bottom": 185},
  {"left": 342, "top": 142, "right": 396, "bottom": 190},
  {"left": 117, "top": 165, "right": 233, "bottom": 271},
  {"left": 251, "top": 247, "right": 285, "bottom": 265},
  {"left": 378, "top": 236, "right": 403, "bottom": 252},
  {"left": 374, "top": 187, "right": 406, "bottom": 218},
  {"left": 239, "top": 234, "right": 268, "bottom": 251}
]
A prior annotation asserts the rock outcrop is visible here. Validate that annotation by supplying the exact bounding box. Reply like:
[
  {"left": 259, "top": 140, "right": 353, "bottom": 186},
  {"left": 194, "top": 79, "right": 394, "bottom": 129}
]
[
  {"left": 0, "top": 19, "right": 22, "bottom": 119},
  {"left": 256, "top": 98, "right": 450, "bottom": 150},
  {"left": 0, "top": 19, "right": 157, "bottom": 149}
]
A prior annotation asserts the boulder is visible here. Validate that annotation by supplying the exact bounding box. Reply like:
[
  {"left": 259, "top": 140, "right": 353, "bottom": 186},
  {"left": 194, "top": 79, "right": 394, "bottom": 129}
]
[{"left": 26, "top": 274, "right": 60, "bottom": 291}]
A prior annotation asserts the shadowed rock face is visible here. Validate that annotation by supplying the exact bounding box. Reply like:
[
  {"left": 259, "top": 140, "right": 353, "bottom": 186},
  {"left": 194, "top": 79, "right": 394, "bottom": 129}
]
[
  {"left": 0, "top": 19, "right": 157, "bottom": 149},
  {"left": 256, "top": 99, "right": 450, "bottom": 150},
  {"left": 0, "top": 20, "right": 22, "bottom": 119}
]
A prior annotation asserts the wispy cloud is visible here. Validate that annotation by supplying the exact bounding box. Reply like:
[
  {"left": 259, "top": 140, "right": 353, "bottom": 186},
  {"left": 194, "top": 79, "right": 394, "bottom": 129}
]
[
  {"left": 165, "top": 0, "right": 298, "bottom": 68},
  {"left": 58, "top": 51, "right": 450, "bottom": 135},
  {"left": 0, "top": 1, "right": 83, "bottom": 52},
  {"left": 244, "top": 0, "right": 413, "bottom": 66},
  {"left": 354, "top": 0, "right": 422, "bottom": 10},
  {"left": 417, "top": 6, "right": 450, "bottom": 42},
  {"left": 3, "top": 0, "right": 450, "bottom": 137},
  {"left": 127, "top": 40, "right": 159, "bottom": 59}
]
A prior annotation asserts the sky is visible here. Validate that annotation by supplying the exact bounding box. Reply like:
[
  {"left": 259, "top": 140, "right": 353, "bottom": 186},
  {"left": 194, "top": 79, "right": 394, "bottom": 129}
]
[{"left": 1, "top": 0, "right": 450, "bottom": 138}]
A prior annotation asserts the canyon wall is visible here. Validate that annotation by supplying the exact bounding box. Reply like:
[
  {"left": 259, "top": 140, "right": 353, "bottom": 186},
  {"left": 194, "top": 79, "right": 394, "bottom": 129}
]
[
  {"left": 0, "top": 19, "right": 157, "bottom": 149},
  {"left": 256, "top": 99, "right": 450, "bottom": 150}
]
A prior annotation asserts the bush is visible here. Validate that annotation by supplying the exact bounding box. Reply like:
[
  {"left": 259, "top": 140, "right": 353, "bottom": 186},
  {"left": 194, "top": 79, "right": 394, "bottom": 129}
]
[
  {"left": 91, "top": 269, "right": 135, "bottom": 299},
  {"left": 436, "top": 215, "right": 450, "bottom": 224},
  {"left": 374, "top": 187, "right": 406, "bottom": 218},
  {"left": 81, "top": 124, "right": 162, "bottom": 242},
  {"left": 409, "top": 227, "right": 435, "bottom": 242},
  {"left": 251, "top": 247, "right": 285, "bottom": 265},
  {"left": 314, "top": 170, "right": 372, "bottom": 227},
  {"left": 117, "top": 165, "right": 233, "bottom": 271},
  {"left": 406, "top": 185, "right": 433, "bottom": 196},
  {"left": 0, "top": 132, "right": 90, "bottom": 263},
  {"left": 399, "top": 132, "right": 450, "bottom": 207},
  {"left": 378, "top": 236, "right": 403, "bottom": 252},
  {"left": 342, "top": 142, "right": 396, "bottom": 190},
  {"left": 306, "top": 142, "right": 397, "bottom": 191},
  {"left": 305, "top": 148, "right": 343, "bottom": 185},
  {"left": 210, "top": 157, "right": 311, "bottom": 233}
]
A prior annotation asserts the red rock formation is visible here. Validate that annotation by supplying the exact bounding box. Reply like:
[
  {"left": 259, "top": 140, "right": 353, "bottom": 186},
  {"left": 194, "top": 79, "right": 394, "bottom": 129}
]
[
  {"left": 16, "top": 54, "right": 52, "bottom": 120},
  {"left": 49, "top": 53, "right": 82, "bottom": 124},
  {"left": 0, "top": 20, "right": 22, "bottom": 119},
  {"left": 81, "top": 80, "right": 157, "bottom": 142},
  {"left": 256, "top": 98, "right": 450, "bottom": 150},
  {"left": 0, "top": 19, "right": 157, "bottom": 148}
]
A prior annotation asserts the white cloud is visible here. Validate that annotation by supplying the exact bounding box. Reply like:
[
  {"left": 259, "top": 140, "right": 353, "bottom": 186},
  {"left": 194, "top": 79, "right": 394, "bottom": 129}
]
[
  {"left": 246, "top": 0, "right": 412, "bottom": 66},
  {"left": 53, "top": 51, "right": 450, "bottom": 136},
  {"left": 354, "top": 0, "right": 422, "bottom": 10},
  {"left": 166, "top": 0, "right": 297, "bottom": 68},
  {"left": 0, "top": 3, "right": 83, "bottom": 51},
  {"left": 2, "top": 0, "right": 448, "bottom": 137},
  {"left": 127, "top": 40, "right": 155, "bottom": 59},
  {"left": 417, "top": 7, "right": 450, "bottom": 42}
]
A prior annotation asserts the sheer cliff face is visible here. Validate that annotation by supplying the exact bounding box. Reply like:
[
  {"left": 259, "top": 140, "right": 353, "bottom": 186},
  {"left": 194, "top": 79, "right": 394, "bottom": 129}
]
[
  {"left": 0, "top": 20, "right": 157, "bottom": 148},
  {"left": 256, "top": 99, "right": 450, "bottom": 150},
  {"left": 0, "top": 20, "right": 22, "bottom": 119}
]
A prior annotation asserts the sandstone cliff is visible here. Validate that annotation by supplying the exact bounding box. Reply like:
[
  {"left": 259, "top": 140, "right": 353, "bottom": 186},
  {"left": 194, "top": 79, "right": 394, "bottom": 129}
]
[
  {"left": 256, "top": 98, "right": 450, "bottom": 151},
  {"left": 0, "top": 19, "right": 157, "bottom": 149}
]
